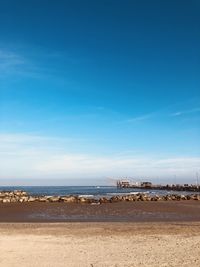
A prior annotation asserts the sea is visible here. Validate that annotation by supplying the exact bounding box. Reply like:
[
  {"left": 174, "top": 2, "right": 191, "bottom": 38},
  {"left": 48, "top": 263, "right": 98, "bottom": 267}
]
[{"left": 0, "top": 186, "right": 194, "bottom": 198}]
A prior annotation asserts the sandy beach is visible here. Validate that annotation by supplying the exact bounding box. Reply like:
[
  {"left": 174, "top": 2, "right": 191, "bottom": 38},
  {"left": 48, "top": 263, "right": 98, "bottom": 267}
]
[
  {"left": 0, "top": 202, "right": 200, "bottom": 266},
  {"left": 0, "top": 222, "right": 200, "bottom": 267}
]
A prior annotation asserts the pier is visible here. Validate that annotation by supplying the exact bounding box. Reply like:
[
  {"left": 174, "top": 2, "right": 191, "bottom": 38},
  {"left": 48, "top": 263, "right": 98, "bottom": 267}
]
[{"left": 117, "top": 180, "right": 200, "bottom": 192}]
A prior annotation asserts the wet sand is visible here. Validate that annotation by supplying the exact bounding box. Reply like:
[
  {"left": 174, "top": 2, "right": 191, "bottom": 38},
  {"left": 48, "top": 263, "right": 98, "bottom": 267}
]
[
  {"left": 0, "top": 201, "right": 200, "bottom": 222},
  {"left": 0, "top": 222, "right": 200, "bottom": 267}
]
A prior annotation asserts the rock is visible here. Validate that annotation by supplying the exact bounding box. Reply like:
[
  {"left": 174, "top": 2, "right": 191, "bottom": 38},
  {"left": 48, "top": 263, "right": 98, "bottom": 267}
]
[
  {"left": 28, "top": 196, "right": 37, "bottom": 202},
  {"left": 61, "top": 196, "right": 78, "bottom": 203},
  {"left": 180, "top": 195, "right": 186, "bottom": 200},
  {"left": 10, "top": 198, "right": 18, "bottom": 203},
  {"left": 186, "top": 195, "right": 191, "bottom": 200},
  {"left": 22, "top": 196, "right": 29, "bottom": 202},
  {"left": 0, "top": 193, "right": 7, "bottom": 198},
  {"left": 78, "top": 197, "right": 93, "bottom": 203},
  {"left": 13, "top": 190, "right": 28, "bottom": 196},
  {"left": 139, "top": 195, "right": 147, "bottom": 201},
  {"left": 38, "top": 197, "right": 49, "bottom": 202},
  {"left": 151, "top": 196, "right": 158, "bottom": 201},
  {"left": 162, "top": 195, "right": 170, "bottom": 201},
  {"left": 128, "top": 195, "right": 137, "bottom": 201},
  {"left": 99, "top": 197, "right": 110, "bottom": 204},
  {"left": 171, "top": 195, "right": 177, "bottom": 200},
  {"left": 192, "top": 194, "right": 200, "bottom": 200},
  {"left": 2, "top": 198, "right": 11, "bottom": 203},
  {"left": 110, "top": 196, "right": 120, "bottom": 203},
  {"left": 122, "top": 195, "right": 130, "bottom": 201},
  {"left": 48, "top": 196, "right": 61, "bottom": 202},
  {"left": 0, "top": 190, "right": 199, "bottom": 204}
]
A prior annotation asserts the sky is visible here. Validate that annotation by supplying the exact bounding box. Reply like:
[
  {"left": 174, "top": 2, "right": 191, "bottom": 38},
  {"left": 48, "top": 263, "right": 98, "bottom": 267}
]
[{"left": 0, "top": 0, "right": 200, "bottom": 185}]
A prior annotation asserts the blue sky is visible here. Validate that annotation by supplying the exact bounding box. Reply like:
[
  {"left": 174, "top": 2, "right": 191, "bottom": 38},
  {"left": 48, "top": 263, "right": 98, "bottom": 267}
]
[{"left": 0, "top": 0, "right": 200, "bottom": 185}]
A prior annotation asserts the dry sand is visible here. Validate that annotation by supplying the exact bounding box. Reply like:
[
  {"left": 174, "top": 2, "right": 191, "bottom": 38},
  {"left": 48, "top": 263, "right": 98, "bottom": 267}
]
[{"left": 0, "top": 222, "right": 200, "bottom": 267}]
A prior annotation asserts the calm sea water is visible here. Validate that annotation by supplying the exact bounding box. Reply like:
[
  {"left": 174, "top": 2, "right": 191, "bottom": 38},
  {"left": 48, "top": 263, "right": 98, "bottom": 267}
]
[{"left": 0, "top": 186, "right": 194, "bottom": 198}]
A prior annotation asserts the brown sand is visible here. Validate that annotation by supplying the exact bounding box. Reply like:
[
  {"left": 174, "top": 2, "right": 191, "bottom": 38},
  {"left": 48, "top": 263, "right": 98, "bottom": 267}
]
[
  {"left": 1, "top": 202, "right": 200, "bottom": 266},
  {"left": 0, "top": 222, "right": 200, "bottom": 267},
  {"left": 0, "top": 201, "right": 200, "bottom": 222}
]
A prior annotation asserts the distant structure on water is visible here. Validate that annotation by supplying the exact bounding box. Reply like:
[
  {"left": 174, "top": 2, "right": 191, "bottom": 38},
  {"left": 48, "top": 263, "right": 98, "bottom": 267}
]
[
  {"left": 116, "top": 179, "right": 200, "bottom": 192},
  {"left": 117, "top": 180, "right": 152, "bottom": 189}
]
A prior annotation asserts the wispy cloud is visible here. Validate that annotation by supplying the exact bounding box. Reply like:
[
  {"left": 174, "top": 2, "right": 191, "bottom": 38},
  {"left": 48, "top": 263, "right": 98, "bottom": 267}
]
[
  {"left": 0, "top": 47, "right": 83, "bottom": 81},
  {"left": 125, "top": 113, "right": 154, "bottom": 123},
  {"left": 122, "top": 104, "right": 200, "bottom": 124},
  {"left": 0, "top": 50, "right": 25, "bottom": 73},
  {"left": 122, "top": 108, "right": 162, "bottom": 124},
  {"left": 171, "top": 108, "right": 200, "bottom": 117},
  {"left": 0, "top": 48, "right": 42, "bottom": 79}
]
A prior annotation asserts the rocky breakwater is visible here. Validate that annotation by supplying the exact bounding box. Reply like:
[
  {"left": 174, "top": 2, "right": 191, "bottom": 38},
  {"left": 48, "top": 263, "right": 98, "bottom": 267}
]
[
  {"left": 107, "top": 193, "right": 200, "bottom": 203},
  {"left": 0, "top": 190, "right": 98, "bottom": 203},
  {"left": 0, "top": 190, "right": 200, "bottom": 203},
  {"left": 0, "top": 190, "right": 29, "bottom": 203}
]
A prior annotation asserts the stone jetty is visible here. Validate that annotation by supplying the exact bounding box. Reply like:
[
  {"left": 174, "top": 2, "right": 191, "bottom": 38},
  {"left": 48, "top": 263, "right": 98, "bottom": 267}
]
[{"left": 0, "top": 190, "right": 200, "bottom": 203}]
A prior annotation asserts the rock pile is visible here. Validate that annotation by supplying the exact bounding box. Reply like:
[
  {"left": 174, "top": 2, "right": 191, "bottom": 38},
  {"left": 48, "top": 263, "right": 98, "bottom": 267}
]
[
  {"left": 107, "top": 193, "right": 200, "bottom": 203},
  {"left": 0, "top": 191, "right": 98, "bottom": 203},
  {"left": 0, "top": 190, "right": 29, "bottom": 203},
  {"left": 0, "top": 190, "right": 200, "bottom": 203}
]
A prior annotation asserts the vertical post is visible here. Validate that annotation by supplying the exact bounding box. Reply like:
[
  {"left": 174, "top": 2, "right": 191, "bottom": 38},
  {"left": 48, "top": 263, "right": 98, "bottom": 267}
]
[{"left": 196, "top": 172, "right": 199, "bottom": 192}]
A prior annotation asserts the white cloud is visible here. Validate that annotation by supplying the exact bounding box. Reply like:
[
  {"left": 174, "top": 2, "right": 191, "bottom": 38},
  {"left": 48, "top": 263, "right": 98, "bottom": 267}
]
[{"left": 0, "top": 133, "right": 199, "bottom": 183}]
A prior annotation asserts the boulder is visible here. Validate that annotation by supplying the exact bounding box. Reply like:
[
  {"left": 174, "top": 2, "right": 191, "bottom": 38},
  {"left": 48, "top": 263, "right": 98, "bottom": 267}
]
[
  {"left": 122, "top": 195, "right": 130, "bottom": 201},
  {"left": 186, "top": 195, "right": 191, "bottom": 200},
  {"left": 192, "top": 194, "right": 200, "bottom": 200},
  {"left": 22, "top": 196, "right": 29, "bottom": 202},
  {"left": 61, "top": 196, "right": 78, "bottom": 203},
  {"left": 171, "top": 195, "right": 177, "bottom": 200},
  {"left": 99, "top": 197, "right": 110, "bottom": 204},
  {"left": 78, "top": 197, "right": 93, "bottom": 203},
  {"left": 28, "top": 196, "right": 37, "bottom": 202},
  {"left": 38, "top": 197, "right": 49, "bottom": 202},
  {"left": 13, "top": 190, "right": 28, "bottom": 196},
  {"left": 180, "top": 195, "right": 187, "bottom": 200},
  {"left": 2, "top": 198, "right": 11, "bottom": 203},
  {"left": 10, "top": 197, "right": 18, "bottom": 203},
  {"left": 48, "top": 196, "right": 61, "bottom": 202},
  {"left": 139, "top": 195, "right": 148, "bottom": 201},
  {"left": 151, "top": 196, "right": 158, "bottom": 201},
  {"left": 110, "top": 196, "right": 120, "bottom": 203}
]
